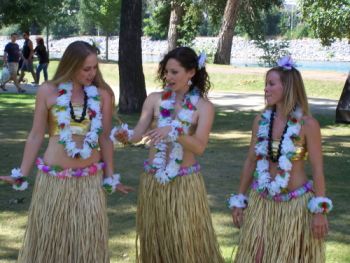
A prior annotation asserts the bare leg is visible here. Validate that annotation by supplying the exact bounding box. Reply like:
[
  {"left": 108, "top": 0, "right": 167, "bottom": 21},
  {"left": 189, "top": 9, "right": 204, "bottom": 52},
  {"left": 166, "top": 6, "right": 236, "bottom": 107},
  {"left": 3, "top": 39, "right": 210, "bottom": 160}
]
[{"left": 255, "top": 241, "right": 264, "bottom": 263}]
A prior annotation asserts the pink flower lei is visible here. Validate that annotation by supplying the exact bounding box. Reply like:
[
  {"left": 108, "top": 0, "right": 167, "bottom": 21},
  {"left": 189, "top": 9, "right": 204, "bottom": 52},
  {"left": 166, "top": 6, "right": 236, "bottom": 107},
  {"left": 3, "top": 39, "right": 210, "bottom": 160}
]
[
  {"left": 151, "top": 87, "right": 200, "bottom": 184},
  {"left": 254, "top": 106, "right": 303, "bottom": 197},
  {"left": 55, "top": 82, "right": 103, "bottom": 159}
]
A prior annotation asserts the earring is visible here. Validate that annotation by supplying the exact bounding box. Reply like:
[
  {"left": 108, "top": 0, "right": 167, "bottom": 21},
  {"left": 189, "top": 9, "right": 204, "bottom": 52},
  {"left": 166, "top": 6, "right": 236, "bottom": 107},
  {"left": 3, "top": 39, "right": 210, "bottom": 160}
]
[{"left": 187, "top": 79, "right": 193, "bottom": 86}]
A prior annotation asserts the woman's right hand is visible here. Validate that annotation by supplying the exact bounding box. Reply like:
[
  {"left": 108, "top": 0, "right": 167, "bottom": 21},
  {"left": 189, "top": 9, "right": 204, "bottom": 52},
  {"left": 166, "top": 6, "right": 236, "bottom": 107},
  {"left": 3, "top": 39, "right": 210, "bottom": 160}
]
[
  {"left": 232, "top": 207, "right": 244, "bottom": 228},
  {"left": 0, "top": 176, "right": 16, "bottom": 185}
]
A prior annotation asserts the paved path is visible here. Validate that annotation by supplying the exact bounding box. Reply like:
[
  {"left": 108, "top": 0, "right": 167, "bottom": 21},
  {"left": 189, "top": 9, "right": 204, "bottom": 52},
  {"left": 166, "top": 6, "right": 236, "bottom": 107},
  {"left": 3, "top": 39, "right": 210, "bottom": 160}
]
[{"left": 0, "top": 83, "right": 338, "bottom": 115}]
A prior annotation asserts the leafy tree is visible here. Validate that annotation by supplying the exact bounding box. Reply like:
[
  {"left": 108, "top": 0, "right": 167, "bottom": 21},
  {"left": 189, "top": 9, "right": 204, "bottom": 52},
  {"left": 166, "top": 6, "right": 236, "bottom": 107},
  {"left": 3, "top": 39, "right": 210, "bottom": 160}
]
[
  {"left": 301, "top": 0, "right": 350, "bottom": 46},
  {"left": 214, "top": 0, "right": 283, "bottom": 64},
  {"left": 143, "top": 1, "right": 171, "bottom": 40},
  {"left": 81, "top": 0, "right": 121, "bottom": 60}
]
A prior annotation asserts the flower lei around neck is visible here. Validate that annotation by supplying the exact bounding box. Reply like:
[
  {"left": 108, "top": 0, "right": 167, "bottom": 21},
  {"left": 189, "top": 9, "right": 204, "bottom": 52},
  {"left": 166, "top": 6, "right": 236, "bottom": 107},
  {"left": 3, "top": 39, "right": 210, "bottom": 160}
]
[
  {"left": 55, "top": 82, "right": 102, "bottom": 159},
  {"left": 152, "top": 87, "right": 200, "bottom": 184},
  {"left": 254, "top": 106, "right": 303, "bottom": 197}
]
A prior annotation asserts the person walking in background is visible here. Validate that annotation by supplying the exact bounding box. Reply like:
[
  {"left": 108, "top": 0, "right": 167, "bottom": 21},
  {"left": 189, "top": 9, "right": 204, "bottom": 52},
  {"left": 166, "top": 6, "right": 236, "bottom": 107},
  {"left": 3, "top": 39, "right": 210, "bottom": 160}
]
[
  {"left": 34, "top": 37, "right": 49, "bottom": 84},
  {"left": 19, "top": 31, "right": 36, "bottom": 84},
  {"left": 1, "top": 33, "right": 25, "bottom": 93}
]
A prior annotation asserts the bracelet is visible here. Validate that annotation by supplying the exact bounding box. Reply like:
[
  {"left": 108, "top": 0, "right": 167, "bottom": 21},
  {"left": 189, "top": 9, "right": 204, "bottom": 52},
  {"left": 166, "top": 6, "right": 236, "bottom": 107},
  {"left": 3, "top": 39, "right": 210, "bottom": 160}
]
[
  {"left": 110, "top": 124, "right": 134, "bottom": 145},
  {"left": 10, "top": 168, "right": 29, "bottom": 191},
  {"left": 307, "top": 196, "right": 333, "bottom": 214},
  {"left": 102, "top": 174, "right": 121, "bottom": 194},
  {"left": 227, "top": 193, "right": 248, "bottom": 209}
]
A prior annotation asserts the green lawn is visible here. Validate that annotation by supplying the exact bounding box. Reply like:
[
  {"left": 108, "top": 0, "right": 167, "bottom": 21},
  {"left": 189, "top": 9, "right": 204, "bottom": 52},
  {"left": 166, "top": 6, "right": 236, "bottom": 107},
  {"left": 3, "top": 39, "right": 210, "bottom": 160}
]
[
  {"left": 7, "top": 61, "right": 345, "bottom": 100},
  {"left": 0, "top": 90, "right": 349, "bottom": 262}
]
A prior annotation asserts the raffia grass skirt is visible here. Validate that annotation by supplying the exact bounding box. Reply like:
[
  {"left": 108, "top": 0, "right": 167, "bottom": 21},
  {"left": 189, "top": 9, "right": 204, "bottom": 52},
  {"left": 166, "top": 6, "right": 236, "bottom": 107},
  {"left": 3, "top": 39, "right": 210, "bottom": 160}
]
[
  {"left": 234, "top": 191, "right": 325, "bottom": 263},
  {"left": 136, "top": 172, "right": 224, "bottom": 263},
  {"left": 17, "top": 170, "right": 109, "bottom": 263}
]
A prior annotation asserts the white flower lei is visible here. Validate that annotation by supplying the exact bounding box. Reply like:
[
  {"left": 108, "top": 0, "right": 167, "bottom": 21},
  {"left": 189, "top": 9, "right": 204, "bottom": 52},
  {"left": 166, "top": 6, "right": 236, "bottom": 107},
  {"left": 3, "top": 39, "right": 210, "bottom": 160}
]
[
  {"left": 153, "top": 87, "right": 200, "bottom": 184},
  {"left": 55, "top": 82, "right": 102, "bottom": 159},
  {"left": 254, "top": 106, "right": 303, "bottom": 196}
]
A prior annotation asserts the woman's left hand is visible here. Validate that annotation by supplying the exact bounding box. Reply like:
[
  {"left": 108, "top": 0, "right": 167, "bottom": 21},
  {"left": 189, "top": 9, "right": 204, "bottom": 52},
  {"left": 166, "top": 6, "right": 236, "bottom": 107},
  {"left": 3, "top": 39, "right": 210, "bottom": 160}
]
[
  {"left": 311, "top": 213, "right": 329, "bottom": 239},
  {"left": 116, "top": 183, "right": 134, "bottom": 194},
  {"left": 144, "top": 126, "right": 172, "bottom": 145}
]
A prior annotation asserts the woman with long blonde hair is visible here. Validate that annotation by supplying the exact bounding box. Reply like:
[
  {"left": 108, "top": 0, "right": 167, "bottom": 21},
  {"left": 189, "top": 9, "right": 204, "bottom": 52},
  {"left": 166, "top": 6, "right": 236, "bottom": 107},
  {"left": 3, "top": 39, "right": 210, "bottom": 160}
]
[
  {"left": 229, "top": 56, "right": 332, "bottom": 263},
  {"left": 0, "top": 41, "right": 132, "bottom": 262}
]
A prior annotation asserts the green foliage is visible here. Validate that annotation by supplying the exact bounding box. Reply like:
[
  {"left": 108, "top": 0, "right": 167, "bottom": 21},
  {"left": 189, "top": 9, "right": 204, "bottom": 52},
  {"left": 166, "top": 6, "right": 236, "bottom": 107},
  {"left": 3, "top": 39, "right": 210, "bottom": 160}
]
[
  {"left": 254, "top": 39, "right": 290, "bottom": 67},
  {"left": 143, "top": 1, "right": 171, "bottom": 40},
  {"left": 80, "top": 0, "right": 121, "bottom": 35},
  {"left": 50, "top": 13, "right": 80, "bottom": 38},
  {"left": 177, "top": 2, "right": 203, "bottom": 46},
  {"left": 301, "top": 0, "right": 350, "bottom": 46},
  {"left": 0, "top": 24, "right": 21, "bottom": 35}
]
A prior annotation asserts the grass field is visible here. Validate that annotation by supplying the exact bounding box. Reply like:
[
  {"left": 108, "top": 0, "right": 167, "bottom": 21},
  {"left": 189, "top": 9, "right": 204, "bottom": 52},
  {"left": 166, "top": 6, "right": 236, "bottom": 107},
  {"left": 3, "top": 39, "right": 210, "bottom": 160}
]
[{"left": 0, "top": 65, "right": 349, "bottom": 262}]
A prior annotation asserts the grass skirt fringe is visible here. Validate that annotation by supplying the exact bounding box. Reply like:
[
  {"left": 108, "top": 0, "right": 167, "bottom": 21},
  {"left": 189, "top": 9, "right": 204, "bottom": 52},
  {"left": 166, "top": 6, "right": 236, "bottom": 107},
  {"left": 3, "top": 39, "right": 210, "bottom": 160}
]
[
  {"left": 234, "top": 191, "right": 325, "bottom": 263},
  {"left": 18, "top": 171, "right": 109, "bottom": 263},
  {"left": 136, "top": 172, "right": 224, "bottom": 263}
]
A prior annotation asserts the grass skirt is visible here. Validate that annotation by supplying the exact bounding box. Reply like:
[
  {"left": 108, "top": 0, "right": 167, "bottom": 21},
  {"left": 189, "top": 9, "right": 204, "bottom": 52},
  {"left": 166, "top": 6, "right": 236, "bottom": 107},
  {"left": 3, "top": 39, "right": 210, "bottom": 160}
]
[
  {"left": 234, "top": 191, "right": 325, "bottom": 263},
  {"left": 18, "top": 170, "right": 109, "bottom": 263},
  {"left": 136, "top": 172, "right": 224, "bottom": 263}
]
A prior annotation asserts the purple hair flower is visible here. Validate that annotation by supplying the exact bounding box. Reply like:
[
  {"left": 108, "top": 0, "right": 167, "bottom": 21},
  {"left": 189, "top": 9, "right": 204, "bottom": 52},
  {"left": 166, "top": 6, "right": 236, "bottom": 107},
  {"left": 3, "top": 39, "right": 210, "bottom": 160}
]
[{"left": 277, "top": 55, "right": 296, "bottom": 70}]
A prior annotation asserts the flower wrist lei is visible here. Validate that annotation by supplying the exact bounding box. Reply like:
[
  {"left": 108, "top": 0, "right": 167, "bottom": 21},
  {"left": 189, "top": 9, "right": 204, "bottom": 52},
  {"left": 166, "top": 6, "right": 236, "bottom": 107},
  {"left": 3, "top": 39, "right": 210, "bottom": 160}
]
[
  {"left": 307, "top": 196, "right": 333, "bottom": 214},
  {"left": 227, "top": 193, "right": 248, "bottom": 209},
  {"left": 110, "top": 123, "right": 134, "bottom": 145},
  {"left": 102, "top": 174, "right": 121, "bottom": 194},
  {"left": 10, "top": 168, "right": 29, "bottom": 191}
]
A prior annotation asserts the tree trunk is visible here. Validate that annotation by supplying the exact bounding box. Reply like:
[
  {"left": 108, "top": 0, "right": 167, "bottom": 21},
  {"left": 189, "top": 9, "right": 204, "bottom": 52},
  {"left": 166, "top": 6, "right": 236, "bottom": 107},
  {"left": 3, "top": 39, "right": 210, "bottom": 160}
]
[
  {"left": 214, "top": 0, "right": 240, "bottom": 65},
  {"left": 167, "top": 1, "right": 184, "bottom": 52},
  {"left": 105, "top": 35, "right": 109, "bottom": 61},
  {"left": 118, "top": 0, "right": 146, "bottom": 114}
]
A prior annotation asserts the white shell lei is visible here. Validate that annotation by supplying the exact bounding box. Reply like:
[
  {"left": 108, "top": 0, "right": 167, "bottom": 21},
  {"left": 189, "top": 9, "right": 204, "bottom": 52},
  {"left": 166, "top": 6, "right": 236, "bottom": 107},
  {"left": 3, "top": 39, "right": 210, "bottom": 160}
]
[
  {"left": 254, "top": 106, "right": 303, "bottom": 196},
  {"left": 152, "top": 87, "right": 200, "bottom": 184},
  {"left": 55, "top": 82, "right": 102, "bottom": 159}
]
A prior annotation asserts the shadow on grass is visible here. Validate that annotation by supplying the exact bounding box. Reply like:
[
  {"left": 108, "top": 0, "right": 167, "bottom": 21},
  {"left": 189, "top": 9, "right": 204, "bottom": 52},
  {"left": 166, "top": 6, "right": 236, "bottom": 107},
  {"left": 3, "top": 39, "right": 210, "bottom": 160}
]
[{"left": 0, "top": 95, "right": 349, "bottom": 261}]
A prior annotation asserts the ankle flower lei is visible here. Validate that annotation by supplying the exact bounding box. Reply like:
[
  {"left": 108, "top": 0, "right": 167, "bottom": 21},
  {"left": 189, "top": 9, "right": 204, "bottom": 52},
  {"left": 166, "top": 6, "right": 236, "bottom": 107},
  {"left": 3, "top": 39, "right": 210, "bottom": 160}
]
[
  {"left": 254, "top": 106, "right": 303, "bottom": 197},
  {"left": 10, "top": 168, "right": 29, "bottom": 191},
  {"left": 152, "top": 87, "right": 200, "bottom": 184},
  {"left": 55, "top": 82, "right": 102, "bottom": 159}
]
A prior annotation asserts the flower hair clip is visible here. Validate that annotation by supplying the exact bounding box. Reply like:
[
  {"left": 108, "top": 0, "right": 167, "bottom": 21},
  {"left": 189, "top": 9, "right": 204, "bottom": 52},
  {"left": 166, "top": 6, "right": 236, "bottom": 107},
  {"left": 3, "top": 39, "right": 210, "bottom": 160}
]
[
  {"left": 197, "top": 52, "right": 206, "bottom": 70},
  {"left": 277, "top": 55, "right": 296, "bottom": 70}
]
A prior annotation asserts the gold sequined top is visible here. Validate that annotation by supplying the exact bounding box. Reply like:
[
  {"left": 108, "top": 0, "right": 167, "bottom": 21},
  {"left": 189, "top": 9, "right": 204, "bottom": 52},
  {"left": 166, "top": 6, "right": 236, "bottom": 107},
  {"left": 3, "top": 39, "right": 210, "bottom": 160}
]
[
  {"left": 48, "top": 104, "right": 91, "bottom": 137},
  {"left": 271, "top": 139, "right": 308, "bottom": 161}
]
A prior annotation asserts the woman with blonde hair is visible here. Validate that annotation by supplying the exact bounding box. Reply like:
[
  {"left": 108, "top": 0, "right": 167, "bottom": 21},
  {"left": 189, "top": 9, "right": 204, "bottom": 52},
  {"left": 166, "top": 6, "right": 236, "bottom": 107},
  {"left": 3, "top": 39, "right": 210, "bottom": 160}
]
[
  {"left": 0, "top": 41, "right": 132, "bottom": 263},
  {"left": 228, "top": 56, "right": 332, "bottom": 263},
  {"left": 112, "top": 46, "right": 224, "bottom": 263}
]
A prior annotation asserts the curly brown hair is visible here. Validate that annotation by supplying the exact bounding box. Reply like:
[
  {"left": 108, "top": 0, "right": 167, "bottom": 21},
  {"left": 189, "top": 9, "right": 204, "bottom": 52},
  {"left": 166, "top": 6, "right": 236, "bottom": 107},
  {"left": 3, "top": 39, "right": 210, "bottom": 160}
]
[{"left": 157, "top": 47, "right": 211, "bottom": 97}]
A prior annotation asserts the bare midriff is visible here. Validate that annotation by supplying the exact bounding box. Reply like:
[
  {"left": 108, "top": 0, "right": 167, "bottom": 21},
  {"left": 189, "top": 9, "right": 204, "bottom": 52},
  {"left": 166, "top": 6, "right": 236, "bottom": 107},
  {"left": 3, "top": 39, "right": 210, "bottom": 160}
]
[
  {"left": 147, "top": 115, "right": 198, "bottom": 168},
  {"left": 43, "top": 136, "right": 101, "bottom": 169},
  {"left": 269, "top": 160, "right": 308, "bottom": 192}
]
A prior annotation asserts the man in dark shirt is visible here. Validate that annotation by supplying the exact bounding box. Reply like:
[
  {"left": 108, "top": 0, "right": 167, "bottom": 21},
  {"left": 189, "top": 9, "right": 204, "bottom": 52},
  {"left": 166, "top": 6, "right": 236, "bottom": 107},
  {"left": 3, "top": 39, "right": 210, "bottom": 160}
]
[
  {"left": 18, "top": 31, "right": 36, "bottom": 84},
  {"left": 1, "top": 33, "right": 25, "bottom": 93}
]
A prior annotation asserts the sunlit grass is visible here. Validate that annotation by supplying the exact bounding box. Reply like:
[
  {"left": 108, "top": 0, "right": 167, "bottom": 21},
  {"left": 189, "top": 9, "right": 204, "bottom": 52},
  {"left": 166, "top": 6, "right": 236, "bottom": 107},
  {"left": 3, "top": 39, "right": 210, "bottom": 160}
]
[{"left": 0, "top": 74, "right": 349, "bottom": 262}]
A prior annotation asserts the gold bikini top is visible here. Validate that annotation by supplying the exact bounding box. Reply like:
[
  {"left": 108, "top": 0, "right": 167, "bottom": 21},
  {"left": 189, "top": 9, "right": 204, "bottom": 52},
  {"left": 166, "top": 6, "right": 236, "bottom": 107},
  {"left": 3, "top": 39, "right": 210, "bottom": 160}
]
[
  {"left": 48, "top": 103, "right": 92, "bottom": 136},
  {"left": 150, "top": 116, "right": 197, "bottom": 135},
  {"left": 271, "top": 139, "right": 308, "bottom": 161}
]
